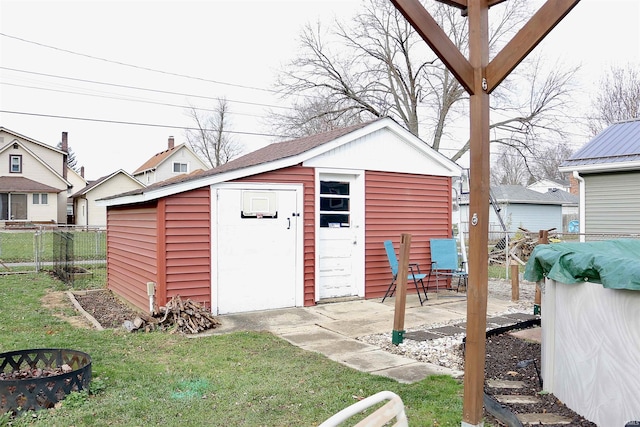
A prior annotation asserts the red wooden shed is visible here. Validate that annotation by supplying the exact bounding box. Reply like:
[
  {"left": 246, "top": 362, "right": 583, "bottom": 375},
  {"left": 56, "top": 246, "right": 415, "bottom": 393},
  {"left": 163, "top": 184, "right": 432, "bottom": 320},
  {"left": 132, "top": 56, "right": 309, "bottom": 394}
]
[{"left": 101, "top": 118, "right": 462, "bottom": 314}]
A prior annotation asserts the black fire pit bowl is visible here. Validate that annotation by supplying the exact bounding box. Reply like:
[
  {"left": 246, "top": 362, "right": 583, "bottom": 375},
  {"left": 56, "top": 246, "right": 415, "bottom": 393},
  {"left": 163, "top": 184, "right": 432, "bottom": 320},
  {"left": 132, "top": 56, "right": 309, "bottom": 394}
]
[{"left": 0, "top": 348, "right": 92, "bottom": 414}]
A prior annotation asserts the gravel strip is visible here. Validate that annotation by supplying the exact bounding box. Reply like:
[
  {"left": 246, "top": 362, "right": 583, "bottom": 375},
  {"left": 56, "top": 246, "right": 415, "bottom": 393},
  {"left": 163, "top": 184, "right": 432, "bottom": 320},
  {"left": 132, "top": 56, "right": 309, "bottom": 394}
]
[{"left": 357, "top": 279, "right": 538, "bottom": 370}]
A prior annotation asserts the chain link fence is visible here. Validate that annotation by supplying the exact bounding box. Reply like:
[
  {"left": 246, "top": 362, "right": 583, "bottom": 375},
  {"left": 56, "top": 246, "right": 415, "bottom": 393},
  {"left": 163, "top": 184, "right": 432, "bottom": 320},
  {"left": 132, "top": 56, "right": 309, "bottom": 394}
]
[{"left": 0, "top": 226, "right": 106, "bottom": 287}]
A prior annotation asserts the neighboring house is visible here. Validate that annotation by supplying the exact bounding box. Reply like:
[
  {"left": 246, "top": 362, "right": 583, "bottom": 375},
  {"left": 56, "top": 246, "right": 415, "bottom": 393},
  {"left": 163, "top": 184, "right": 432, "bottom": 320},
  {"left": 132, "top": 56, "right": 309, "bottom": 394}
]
[
  {"left": 0, "top": 128, "right": 75, "bottom": 225},
  {"left": 99, "top": 118, "right": 462, "bottom": 315},
  {"left": 527, "top": 178, "right": 570, "bottom": 194},
  {"left": 559, "top": 118, "right": 640, "bottom": 238},
  {"left": 132, "top": 136, "right": 210, "bottom": 185},
  {"left": 72, "top": 169, "right": 145, "bottom": 227},
  {"left": 459, "top": 185, "right": 569, "bottom": 234},
  {"left": 66, "top": 166, "right": 88, "bottom": 223}
]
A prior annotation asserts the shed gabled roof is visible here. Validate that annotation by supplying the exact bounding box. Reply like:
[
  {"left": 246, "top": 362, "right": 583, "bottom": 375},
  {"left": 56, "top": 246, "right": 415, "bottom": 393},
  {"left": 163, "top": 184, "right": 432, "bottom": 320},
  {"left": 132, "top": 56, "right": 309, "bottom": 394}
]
[
  {"left": 100, "top": 117, "right": 462, "bottom": 207},
  {"left": 559, "top": 118, "right": 640, "bottom": 173}
]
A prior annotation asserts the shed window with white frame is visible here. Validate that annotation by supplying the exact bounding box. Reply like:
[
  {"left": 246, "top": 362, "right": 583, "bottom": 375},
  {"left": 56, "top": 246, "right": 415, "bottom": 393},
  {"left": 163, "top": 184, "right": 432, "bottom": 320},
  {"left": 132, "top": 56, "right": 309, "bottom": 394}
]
[{"left": 319, "top": 180, "right": 350, "bottom": 227}]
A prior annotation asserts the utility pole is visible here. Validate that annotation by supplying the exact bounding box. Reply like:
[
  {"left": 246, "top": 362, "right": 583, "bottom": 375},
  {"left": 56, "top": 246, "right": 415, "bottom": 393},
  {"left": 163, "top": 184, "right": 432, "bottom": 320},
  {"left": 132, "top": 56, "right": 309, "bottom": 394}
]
[{"left": 389, "top": 1, "right": 580, "bottom": 425}]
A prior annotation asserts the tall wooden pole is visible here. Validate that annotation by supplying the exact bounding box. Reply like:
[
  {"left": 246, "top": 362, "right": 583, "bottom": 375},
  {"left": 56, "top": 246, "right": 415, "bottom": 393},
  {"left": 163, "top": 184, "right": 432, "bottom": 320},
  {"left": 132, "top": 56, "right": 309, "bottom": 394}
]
[
  {"left": 463, "top": 1, "right": 490, "bottom": 424},
  {"left": 388, "top": 1, "right": 581, "bottom": 425}
]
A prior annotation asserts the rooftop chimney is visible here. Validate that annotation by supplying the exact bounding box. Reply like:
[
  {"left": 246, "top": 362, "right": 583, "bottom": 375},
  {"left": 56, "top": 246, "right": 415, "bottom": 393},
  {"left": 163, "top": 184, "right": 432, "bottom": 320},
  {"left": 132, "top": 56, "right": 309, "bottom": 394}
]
[
  {"left": 168, "top": 136, "right": 175, "bottom": 150},
  {"left": 80, "top": 166, "right": 85, "bottom": 178},
  {"left": 62, "top": 132, "right": 68, "bottom": 180}
]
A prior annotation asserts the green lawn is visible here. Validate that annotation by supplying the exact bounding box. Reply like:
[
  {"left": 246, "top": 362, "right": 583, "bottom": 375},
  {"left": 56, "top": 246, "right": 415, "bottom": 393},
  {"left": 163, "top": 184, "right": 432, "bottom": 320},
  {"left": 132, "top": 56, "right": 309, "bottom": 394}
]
[{"left": 0, "top": 273, "right": 465, "bottom": 426}]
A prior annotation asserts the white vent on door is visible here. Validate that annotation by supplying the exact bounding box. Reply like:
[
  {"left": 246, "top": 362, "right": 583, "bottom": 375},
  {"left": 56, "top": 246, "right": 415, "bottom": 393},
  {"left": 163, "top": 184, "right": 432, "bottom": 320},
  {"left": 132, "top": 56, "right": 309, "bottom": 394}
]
[{"left": 241, "top": 191, "right": 278, "bottom": 218}]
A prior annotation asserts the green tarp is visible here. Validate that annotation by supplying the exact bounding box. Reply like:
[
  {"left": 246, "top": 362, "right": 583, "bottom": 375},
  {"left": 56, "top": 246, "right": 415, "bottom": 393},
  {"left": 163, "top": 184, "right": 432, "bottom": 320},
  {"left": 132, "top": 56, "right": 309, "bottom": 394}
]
[{"left": 524, "top": 239, "right": 640, "bottom": 291}]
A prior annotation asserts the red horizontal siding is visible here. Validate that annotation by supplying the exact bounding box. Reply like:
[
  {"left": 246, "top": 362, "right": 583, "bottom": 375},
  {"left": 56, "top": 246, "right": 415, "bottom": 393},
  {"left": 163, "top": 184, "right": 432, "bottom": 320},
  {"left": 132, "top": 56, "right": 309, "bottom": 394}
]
[
  {"left": 162, "top": 188, "right": 211, "bottom": 308},
  {"left": 234, "top": 165, "right": 316, "bottom": 306},
  {"left": 107, "top": 204, "right": 158, "bottom": 312},
  {"left": 365, "top": 171, "right": 452, "bottom": 298}
]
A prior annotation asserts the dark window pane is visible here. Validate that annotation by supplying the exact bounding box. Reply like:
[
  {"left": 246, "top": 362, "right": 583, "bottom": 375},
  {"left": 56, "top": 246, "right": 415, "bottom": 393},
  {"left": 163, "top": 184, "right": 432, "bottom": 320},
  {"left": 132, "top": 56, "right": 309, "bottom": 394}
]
[
  {"left": 320, "top": 197, "right": 349, "bottom": 211},
  {"left": 0, "top": 194, "right": 7, "bottom": 220},
  {"left": 320, "top": 181, "right": 349, "bottom": 195}
]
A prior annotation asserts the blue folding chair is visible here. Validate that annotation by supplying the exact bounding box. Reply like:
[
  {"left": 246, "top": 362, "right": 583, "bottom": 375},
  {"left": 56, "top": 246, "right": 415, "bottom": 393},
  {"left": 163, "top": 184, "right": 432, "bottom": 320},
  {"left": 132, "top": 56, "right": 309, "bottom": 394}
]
[
  {"left": 382, "top": 240, "right": 428, "bottom": 305},
  {"left": 428, "top": 238, "right": 468, "bottom": 293}
]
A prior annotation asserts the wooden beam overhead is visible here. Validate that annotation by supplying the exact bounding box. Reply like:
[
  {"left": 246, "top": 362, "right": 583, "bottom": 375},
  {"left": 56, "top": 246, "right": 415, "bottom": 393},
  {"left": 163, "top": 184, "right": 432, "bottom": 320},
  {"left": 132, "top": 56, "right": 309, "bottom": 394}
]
[
  {"left": 434, "top": 0, "right": 509, "bottom": 10},
  {"left": 391, "top": 0, "right": 475, "bottom": 94},
  {"left": 434, "top": 0, "right": 467, "bottom": 9},
  {"left": 486, "top": 0, "right": 580, "bottom": 93}
]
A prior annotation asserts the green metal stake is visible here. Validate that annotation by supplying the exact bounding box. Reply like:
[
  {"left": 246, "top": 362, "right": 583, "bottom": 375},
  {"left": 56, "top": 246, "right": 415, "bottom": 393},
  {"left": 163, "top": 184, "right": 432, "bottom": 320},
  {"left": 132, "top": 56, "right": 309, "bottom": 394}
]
[{"left": 392, "top": 329, "right": 405, "bottom": 345}]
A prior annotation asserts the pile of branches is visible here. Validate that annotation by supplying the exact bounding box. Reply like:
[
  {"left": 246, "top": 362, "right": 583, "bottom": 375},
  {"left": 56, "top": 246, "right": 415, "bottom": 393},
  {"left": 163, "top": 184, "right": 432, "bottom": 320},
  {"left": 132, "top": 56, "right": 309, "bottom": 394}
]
[
  {"left": 489, "top": 228, "right": 558, "bottom": 265},
  {"left": 124, "top": 295, "right": 220, "bottom": 334},
  {"left": 156, "top": 295, "right": 221, "bottom": 334}
]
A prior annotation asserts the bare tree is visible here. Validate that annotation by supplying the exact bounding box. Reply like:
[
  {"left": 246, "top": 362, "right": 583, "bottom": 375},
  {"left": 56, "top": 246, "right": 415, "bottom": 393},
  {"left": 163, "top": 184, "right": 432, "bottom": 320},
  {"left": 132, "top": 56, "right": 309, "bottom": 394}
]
[
  {"left": 530, "top": 141, "right": 574, "bottom": 183},
  {"left": 185, "top": 98, "right": 242, "bottom": 168},
  {"left": 490, "top": 144, "right": 533, "bottom": 186},
  {"left": 56, "top": 141, "right": 79, "bottom": 172},
  {"left": 491, "top": 139, "right": 575, "bottom": 186},
  {"left": 270, "top": 96, "right": 365, "bottom": 139},
  {"left": 272, "top": 0, "right": 578, "bottom": 163},
  {"left": 588, "top": 63, "right": 640, "bottom": 136}
]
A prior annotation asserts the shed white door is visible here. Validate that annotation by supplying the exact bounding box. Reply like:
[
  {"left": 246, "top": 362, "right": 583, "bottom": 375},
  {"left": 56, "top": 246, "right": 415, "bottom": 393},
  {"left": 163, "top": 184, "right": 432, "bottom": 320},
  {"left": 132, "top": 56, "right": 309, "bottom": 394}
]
[
  {"left": 215, "top": 188, "right": 299, "bottom": 314},
  {"left": 317, "top": 175, "right": 362, "bottom": 299}
]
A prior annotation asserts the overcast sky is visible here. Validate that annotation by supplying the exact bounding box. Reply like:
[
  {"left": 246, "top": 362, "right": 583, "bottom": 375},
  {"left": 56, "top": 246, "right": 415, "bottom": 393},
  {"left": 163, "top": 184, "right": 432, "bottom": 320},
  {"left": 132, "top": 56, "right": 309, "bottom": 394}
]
[{"left": 1, "top": 0, "right": 638, "bottom": 180}]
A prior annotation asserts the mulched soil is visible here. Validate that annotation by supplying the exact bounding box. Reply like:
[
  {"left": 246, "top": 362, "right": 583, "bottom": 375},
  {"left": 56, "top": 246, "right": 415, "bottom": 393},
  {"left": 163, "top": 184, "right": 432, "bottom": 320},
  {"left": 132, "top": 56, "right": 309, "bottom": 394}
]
[
  {"left": 482, "top": 333, "right": 596, "bottom": 426},
  {"left": 73, "top": 290, "right": 142, "bottom": 329}
]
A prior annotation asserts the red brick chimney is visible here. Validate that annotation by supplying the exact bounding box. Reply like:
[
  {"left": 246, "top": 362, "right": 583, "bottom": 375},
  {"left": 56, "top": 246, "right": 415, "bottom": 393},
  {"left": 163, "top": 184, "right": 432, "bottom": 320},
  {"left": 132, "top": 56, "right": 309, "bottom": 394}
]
[
  {"left": 168, "top": 136, "right": 175, "bottom": 150},
  {"left": 61, "top": 132, "right": 68, "bottom": 180},
  {"left": 569, "top": 174, "right": 579, "bottom": 195}
]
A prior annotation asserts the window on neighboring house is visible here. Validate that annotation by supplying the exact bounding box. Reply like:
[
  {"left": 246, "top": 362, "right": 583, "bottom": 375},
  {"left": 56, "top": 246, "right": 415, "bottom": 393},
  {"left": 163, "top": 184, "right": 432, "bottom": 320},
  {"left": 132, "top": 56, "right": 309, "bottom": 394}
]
[
  {"left": 319, "top": 180, "right": 350, "bottom": 228},
  {"left": 10, "top": 155, "right": 22, "bottom": 173},
  {"left": 0, "top": 193, "right": 27, "bottom": 220},
  {"left": 173, "top": 162, "right": 188, "bottom": 173},
  {"left": 33, "top": 194, "right": 48, "bottom": 205}
]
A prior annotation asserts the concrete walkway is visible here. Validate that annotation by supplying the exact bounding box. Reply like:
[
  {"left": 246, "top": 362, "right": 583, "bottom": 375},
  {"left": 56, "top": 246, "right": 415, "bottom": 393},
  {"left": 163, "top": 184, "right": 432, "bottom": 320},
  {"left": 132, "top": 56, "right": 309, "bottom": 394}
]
[{"left": 204, "top": 292, "right": 528, "bottom": 384}]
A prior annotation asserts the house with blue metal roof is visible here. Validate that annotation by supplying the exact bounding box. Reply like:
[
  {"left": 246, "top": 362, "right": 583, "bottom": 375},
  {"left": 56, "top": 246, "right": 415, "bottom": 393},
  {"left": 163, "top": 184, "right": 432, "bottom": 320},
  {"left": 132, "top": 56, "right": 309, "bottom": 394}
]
[{"left": 559, "top": 118, "right": 640, "bottom": 239}]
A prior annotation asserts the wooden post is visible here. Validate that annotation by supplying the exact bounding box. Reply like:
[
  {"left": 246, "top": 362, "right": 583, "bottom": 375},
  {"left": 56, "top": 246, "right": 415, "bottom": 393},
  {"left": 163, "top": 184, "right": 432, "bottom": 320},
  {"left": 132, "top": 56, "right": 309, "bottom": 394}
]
[
  {"left": 387, "top": 1, "right": 581, "bottom": 424},
  {"left": 534, "top": 229, "right": 548, "bottom": 315},
  {"left": 510, "top": 260, "right": 519, "bottom": 301},
  {"left": 462, "top": 2, "right": 490, "bottom": 423},
  {"left": 392, "top": 233, "right": 412, "bottom": 345}
]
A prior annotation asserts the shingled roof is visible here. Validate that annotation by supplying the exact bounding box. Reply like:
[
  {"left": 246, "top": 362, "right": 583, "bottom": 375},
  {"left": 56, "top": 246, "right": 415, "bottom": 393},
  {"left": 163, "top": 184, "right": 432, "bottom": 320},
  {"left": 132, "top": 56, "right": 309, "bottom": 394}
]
[
  {"left": 460, "top": 185, "right": 575, "bottom": 205},
  {"left": 133, "top": 143, "right": 184, "bottom": 174},
  {"left": 100, "top": 117, "right": 462, "bottom": 206},
  {"left": 0, "top": 176, "right": 63, "bottom": 193},
  {"left": 127, "top": 120, "right": 375, "bottom": 193}
]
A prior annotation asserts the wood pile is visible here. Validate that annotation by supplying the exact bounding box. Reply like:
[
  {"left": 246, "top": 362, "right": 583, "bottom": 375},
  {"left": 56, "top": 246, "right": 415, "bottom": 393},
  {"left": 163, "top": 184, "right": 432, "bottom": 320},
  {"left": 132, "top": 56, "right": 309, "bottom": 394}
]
[
  {"left": 489, "top": 228, "right": 557, "bottom": 265},
  {"left": 124, "top": 295, "right": 221, "bottom": 334},
  {"left": 156, "top": 295, "right": 221, "bottom": 334}
]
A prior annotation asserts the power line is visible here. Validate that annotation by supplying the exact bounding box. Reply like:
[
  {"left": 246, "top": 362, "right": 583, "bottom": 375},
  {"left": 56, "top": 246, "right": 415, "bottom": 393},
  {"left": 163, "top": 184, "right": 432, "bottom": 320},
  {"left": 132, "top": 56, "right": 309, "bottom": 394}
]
[
  {"left": 1, "top": 66, "right": 293, "bottom": 111},
  {"left": 0, "top": 109, "right": 289, "bottom": 138},
  {"left": 0, "top": 82, "right": 265, "bottom": 119},
  {"left": 0, "top": 32, "right": 279, "bottom": 95}
]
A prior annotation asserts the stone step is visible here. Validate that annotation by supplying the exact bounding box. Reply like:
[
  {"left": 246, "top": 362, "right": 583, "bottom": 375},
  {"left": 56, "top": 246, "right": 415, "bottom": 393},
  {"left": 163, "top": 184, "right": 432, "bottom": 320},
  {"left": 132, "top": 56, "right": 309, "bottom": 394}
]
[
  {"left": 518, "top": 413, "right": 573, "bottom": 425},
  {"left": 495, "top": 394, "right": 540, "bottom": 404},
  {"left": 486, "top": 379, "right": 525, "bottom": 389}
]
